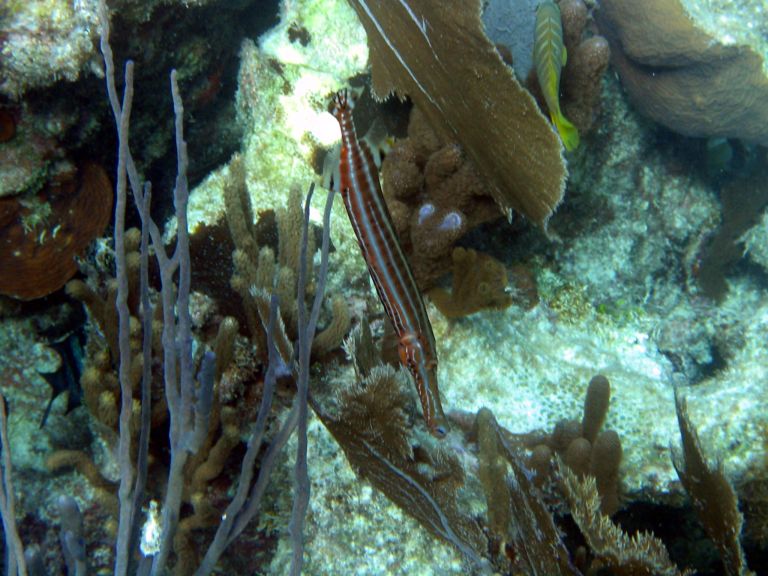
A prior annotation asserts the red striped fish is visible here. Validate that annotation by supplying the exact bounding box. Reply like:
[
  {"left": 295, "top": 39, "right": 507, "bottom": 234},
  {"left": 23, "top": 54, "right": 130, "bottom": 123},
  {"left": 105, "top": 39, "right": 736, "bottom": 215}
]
[{"left": 331, "top": 90, "right": 448, "bottom": 438}]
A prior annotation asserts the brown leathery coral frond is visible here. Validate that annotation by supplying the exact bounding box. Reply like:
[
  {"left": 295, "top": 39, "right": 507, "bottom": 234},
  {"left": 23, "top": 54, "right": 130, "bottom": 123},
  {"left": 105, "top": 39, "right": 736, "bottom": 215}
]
[
  {"left": 673, "top": 393, "right": 753, "bottom": 576},
  {"left": 313, "top": 325, "right": 490, "bottom": 567},
  {"left": 477, "top": 409, "right": 578, "bottom": 575},
  {"left": 347, "top": 0, "right": 567, "bottom": 225}
]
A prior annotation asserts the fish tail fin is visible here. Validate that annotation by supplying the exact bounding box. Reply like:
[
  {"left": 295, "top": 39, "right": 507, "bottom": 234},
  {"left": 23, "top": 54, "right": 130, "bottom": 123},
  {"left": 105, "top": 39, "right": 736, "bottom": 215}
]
[{"left": 552, "top": 110, "right": 580, "bottom": 151}]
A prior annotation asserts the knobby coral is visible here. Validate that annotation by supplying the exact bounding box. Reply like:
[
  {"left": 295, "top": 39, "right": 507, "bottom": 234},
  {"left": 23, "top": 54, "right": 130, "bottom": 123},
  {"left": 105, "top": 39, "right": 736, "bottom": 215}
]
[
  {"left": 429, "top": 247, "right": 513, "bottom": 319},
  {"left": 381, "top": 106, "right": 502, "bottom": 288}
]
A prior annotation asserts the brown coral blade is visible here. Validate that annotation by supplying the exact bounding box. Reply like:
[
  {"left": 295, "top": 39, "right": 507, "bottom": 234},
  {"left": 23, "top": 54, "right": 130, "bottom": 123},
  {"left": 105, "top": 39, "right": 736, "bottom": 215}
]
[
  {"left": 673, "top": 394, "right": 749, "bottom": 576},
  {"left": 478, "top": 408, "right": 579, "bottom": 575},
  {"left": 347, "top": 0, "right": 567, "bottom": 225},
  {"left": 0, "top": 163, "right": 113, "bottom": 300}
]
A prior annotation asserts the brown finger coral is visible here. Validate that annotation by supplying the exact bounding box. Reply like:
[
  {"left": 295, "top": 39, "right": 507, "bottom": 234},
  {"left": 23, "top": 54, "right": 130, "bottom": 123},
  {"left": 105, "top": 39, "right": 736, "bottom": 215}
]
[{"left": 381, "top": 107, "right": 502, "bottom": 288}]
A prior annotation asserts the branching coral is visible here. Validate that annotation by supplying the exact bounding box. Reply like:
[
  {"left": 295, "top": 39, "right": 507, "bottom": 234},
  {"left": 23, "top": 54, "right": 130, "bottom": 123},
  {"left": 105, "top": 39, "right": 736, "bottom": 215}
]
[
  {"left": 58, "top": 168, "right": 349, "bottom": 572},
  {"left": 558, "top": 460, "right": 690, "bottom": 576},
  {"left": 223, "top": 153, "right": 350, "bottom": 358},
  {"left": 313, "top": 322, "right": 683, "bottom": 574},
  {"left": 58, "top": 248, "right": 252, "bottom": 569}
]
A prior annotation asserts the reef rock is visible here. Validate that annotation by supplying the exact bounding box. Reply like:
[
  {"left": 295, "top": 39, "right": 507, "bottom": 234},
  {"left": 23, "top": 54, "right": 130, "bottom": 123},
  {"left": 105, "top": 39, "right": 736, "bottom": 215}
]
[{"left": 596, "top": 0, "right": 768, "bottom": 145}]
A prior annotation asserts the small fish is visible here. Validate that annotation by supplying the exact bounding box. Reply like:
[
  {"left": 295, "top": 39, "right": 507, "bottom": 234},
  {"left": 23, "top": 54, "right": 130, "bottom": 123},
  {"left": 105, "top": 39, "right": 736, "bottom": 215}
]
[
  {"left": 534, "top": 1, "right": 580, "bottom": 151},
  {"left": 38, "top": 330, "right": 85, "bottom": 427},
  {"left": 331, "top": 90, "right": 448, "bottom": 438}
]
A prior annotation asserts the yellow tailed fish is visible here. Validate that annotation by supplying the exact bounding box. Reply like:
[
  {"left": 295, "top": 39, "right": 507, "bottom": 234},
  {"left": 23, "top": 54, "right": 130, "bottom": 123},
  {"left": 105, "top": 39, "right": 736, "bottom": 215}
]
[{"left": 534, "top": 1, "right": 580, "bottom": 151}]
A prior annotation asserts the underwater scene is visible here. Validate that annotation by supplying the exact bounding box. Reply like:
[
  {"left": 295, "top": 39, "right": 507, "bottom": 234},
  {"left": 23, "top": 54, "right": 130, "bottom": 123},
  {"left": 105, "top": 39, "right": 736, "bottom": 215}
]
[{"left": 0, "top": 0, "right": 767, "bottom": 574}]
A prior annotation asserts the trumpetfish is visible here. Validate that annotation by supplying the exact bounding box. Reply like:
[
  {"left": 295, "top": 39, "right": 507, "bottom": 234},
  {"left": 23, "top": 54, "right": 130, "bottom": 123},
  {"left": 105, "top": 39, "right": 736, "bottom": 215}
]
[
  {"left": 534, "top": 1, "right": 580, "bottom": 151},
  {"left": 331, "top": 90, "right": 448, "bottom": 438}
]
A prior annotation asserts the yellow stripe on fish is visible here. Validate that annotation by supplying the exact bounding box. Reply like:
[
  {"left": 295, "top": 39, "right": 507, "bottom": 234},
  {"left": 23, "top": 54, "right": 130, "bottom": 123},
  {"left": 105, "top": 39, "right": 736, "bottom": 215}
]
[{"left": 534, "top": 1, "right": 580, "bottom": 151}]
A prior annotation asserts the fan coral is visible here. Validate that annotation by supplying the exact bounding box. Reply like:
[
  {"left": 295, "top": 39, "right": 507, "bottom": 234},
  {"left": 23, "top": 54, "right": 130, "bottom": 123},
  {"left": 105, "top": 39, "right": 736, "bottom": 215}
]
[{"left": 346, "top": 0, "right": 567, "bottom": 225}]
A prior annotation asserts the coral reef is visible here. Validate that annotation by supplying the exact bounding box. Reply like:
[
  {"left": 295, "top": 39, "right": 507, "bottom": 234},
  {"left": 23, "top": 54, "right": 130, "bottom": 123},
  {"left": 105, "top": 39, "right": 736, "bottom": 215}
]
[
  {"left": 58, "top": 174, "right": 348, "bottom": 572},
  {"left": 222, "top": 154, "right": 350, "bottom": 358},
  {"left": 741, "top": 155, "right": 768, "bottom": 274},
  {"left": 596, "top": 0, "right": 768, "bottom": 145},
  {"left": 0, "top": 0, "right": 100, "bottom": 98},
  {"left": 56, "top": 227, "right": 269, "bottom": 571},
  {"left": 185, "top": 0, "right": 371, "bottom": 287},
  {"left": 695, "top": 163, "right": 768, "bottom": 300},
  {"left": 347, "top": 0, "right": 567, "bottom": 225},
  {"left": 309, "top": 323, "right": 686, "bottom": 573},
  {"left": 558, "top": 462, "right": 688, "bottom": 576},
  {"left": 679, "top": 0, "right": 768, "bottom": 66},
  {"left": 3, "top": 0, "right": 768, "bottom": 573},
  {"left": 525, "top": 374, "right": 623, "bottom": 516},
  {"left": 0, "top": 105, "right": 78, "bottom": 199}
]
